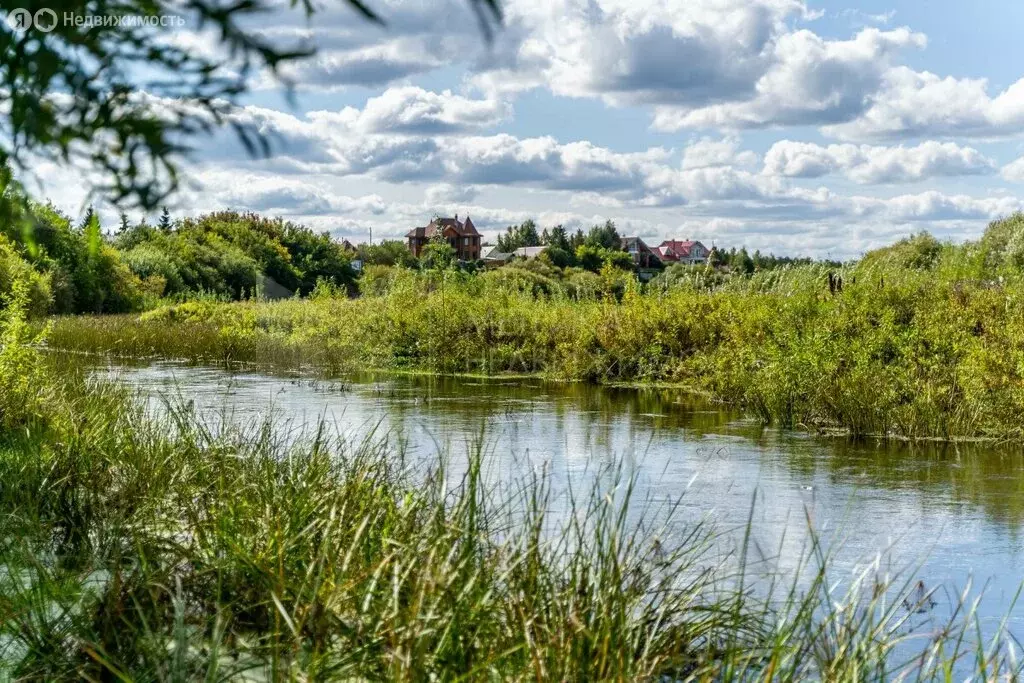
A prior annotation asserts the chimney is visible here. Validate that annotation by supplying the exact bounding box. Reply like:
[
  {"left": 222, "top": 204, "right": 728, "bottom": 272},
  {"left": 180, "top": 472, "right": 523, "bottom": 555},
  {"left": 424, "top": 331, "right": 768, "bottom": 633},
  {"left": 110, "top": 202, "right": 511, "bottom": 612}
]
[{"left": 455, "top": 213, "right": 459, "bottom": 221}]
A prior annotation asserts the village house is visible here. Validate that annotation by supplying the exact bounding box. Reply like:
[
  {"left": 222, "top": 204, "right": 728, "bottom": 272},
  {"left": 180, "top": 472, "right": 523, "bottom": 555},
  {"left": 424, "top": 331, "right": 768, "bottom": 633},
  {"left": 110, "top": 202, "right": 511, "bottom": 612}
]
[
  {"left": 406, "top": 215, "right": 482, "bottom": 261},
  {"left": 620, "top": 236, "right": 659, "bottom": 268},
  {"left": 513, "top": 245, "right": 548, "bottom": 259},
  {"left": 656, "top": 239, "right": 710, "bottom": 265},
  {"left": 481, "top": 244, "right": 513, "bottom": 267}
]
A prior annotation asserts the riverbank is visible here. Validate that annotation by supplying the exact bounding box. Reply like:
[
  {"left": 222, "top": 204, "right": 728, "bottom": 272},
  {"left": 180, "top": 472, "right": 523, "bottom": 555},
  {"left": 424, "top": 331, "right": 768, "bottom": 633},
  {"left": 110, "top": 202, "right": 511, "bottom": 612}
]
[
  {"left": 45, "top": 226, "right": 1024, "bottom": 441},
  {"left": 4, "top": 292, "right": 1023, "bottom": 679}
]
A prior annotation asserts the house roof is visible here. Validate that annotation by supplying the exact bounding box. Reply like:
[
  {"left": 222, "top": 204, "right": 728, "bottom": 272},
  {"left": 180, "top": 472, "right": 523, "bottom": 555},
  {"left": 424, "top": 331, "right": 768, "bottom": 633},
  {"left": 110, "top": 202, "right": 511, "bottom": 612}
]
[
  {"left": 406, "top": 215, "right": 480, "bottom": 239},
  {"left": 514, "top": 246, "right": 548, "bottom": 258},
  {"left": 658, "top": 240, "right": 707, "bottom": 257},
  {"left": 482, "top": 245, "right": 512, "bottom": 261},
  {"left": 621, "top": 236, "right": 650, "bottom": 251}
]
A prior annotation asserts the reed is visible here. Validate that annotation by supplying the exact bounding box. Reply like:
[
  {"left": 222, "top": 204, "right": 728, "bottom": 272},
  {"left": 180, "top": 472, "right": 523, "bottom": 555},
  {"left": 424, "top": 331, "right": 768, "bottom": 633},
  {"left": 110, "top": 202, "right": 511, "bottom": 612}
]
[
  {"left": 3, "top": 297, "right": 1024, "bottom": 680},
  {"left": 44, "top": 240, "right": 1024, "bottom": 440}
]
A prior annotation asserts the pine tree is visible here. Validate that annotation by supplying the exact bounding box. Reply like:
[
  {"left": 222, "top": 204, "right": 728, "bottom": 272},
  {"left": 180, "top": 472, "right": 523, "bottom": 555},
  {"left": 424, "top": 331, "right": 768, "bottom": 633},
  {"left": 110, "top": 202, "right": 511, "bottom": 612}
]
[
  {"left": 118, "top": 212, "right": 131, "bottom": 234},
  {"left": 78, "top": 205, "right": 95, "bottom": 231},
  {"left": 159, "top": 207, "right": 172, "bottom": 232}
]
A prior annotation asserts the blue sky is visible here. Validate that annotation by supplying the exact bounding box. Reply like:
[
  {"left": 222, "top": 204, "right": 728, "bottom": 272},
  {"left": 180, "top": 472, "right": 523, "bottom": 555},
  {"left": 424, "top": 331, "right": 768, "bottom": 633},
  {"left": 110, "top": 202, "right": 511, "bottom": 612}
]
[{"left": 35, "top": 0, "right": 1024, "bottom": 258}]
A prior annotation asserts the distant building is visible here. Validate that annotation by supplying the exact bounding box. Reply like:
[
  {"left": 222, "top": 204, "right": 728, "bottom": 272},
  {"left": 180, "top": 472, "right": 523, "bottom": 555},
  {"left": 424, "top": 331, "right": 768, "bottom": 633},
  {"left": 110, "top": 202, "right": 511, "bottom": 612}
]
[
  {"left": 406, "top": 215, "right": 482, "bottom": 261},
  {"left": 620, "top": 237, "right": 659, "bottom": 268},
  {"left": 514, "top": 245, "right": 548, "bottom": 259},
  {"left": 481, "top": 244, "right": 513, "bottom": 266},
  {"left": 656, "top": 240, "right": 710, "bottom": 265}
]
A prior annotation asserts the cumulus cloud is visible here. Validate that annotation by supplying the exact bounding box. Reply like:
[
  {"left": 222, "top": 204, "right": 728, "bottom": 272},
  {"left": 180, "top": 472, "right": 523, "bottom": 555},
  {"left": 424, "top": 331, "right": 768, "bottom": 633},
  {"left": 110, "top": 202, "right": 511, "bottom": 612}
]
[
  {"left": 196, "top": 99, "right": 675, "bottom": 199},
  {"left": 473, "top": 0, "right": 807, "bottom": 104},
  {"left": 191, "top": 169, "right": 388, "bottom": 216},
  {"left": 763, "top": 140, "right": 996, "bottom": 183},
  {"left": 1001, "top": 156, "right": 1024, "bottom": 182},
  {"left": 326, "top": 87, "right": 510, "bottom": 134},
  {"left": 823, "top": 68, "right": 1024, "bottom": 140},
  {"left": 250, "top": 0, "right": 486, "bottom": 89},
  {"left": 651, "top": 27, "right": 926, "bottom": 130},
  {"left": 425, "top": 183, "right": 480, "bottom": 203},
  {"left": 681, "top": 137, "right": 759, "bottom": 169}
]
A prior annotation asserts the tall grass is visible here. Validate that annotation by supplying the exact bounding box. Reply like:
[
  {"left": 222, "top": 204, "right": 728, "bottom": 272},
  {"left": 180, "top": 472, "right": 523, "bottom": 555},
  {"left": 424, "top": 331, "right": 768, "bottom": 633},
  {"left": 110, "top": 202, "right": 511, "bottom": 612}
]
[
  {"left": 46, "top": 219, "right": 1024, "bottom": 440},
  {"left": 2, "top": 287, "right": 1024, "bottom": 679}
]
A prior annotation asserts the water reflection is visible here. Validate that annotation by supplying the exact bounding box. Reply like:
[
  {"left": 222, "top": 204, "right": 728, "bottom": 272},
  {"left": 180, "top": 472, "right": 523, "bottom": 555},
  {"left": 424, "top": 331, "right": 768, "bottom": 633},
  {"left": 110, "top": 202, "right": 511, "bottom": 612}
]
[{"left": 92, "top": 360, "right": 1024, "bottom": 639}]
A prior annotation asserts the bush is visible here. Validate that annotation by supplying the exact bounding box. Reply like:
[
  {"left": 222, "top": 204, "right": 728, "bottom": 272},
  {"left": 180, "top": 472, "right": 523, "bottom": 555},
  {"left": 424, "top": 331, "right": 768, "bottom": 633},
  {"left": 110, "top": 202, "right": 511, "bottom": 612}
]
[{"left": 0, "top": 236, "right": 50, "bottom": 317}]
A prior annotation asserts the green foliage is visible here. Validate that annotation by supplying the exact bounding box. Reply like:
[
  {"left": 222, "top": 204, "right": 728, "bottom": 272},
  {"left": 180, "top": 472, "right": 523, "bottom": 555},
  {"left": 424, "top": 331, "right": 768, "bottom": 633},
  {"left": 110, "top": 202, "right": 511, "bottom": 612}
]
[
  {"left": 46, "top": 212, "right": 1024, "bottom": 439},
  {"left": 0, "top": 235, "right": 50, "bottom": 317},
  {"left": 0, "top": 279, "right": 50, "bottom": 430},
  {"left": 0, "top": 0, "right": 502, "bottom": 214},
  {"left": 575, "top": 243, "right": 633, "bottom": 273},
  {"left": 117, "top": 211, "right": 357, "bottom": 300},
  {"left": 861, "top": 231, "right": 945, "bottom": 271},
  {"left": 2, "top": 358, "right": 1019, "bottom": 679},
  {"left": 481, "top": 261, "right": 562, "bottom": 297},
  {"left": 359, "top": 240, "right": 419, "bottom": 268},
  {"left": 419, "top": 235, "right": 458, "bottom": 270},
  {"left": 650, "top": 263, "right": 730, "bottom": 292},
  {"left": 496, "top": 219, "right": 541, "bottom": 253},
  {"left": 584, "top": 219, "right": 621, "bottom": 249},
  {"left": 2, "top": 201, "right": 144, "bottom": 314},
  {"left": 544, "top": 244, "right": 575, "bottom": 268}
]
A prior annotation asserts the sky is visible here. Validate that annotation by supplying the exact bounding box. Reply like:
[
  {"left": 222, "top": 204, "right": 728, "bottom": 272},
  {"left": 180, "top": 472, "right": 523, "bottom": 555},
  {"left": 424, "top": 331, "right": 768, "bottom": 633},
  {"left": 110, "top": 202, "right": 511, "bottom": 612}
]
[{"left": 27, "top": 0, "right": 1024, "bottom": 258}]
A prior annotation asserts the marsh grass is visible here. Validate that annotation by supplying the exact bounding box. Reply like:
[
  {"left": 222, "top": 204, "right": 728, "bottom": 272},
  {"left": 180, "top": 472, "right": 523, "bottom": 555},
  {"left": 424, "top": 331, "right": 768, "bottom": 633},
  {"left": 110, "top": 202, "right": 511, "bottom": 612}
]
[
  {"left": 7, "top": 228, "right": 1024, "bottom": 677},
  {"left": 0, "top": 355, "right": 1020, "bottom": 678},
  {"left": 45, "top": 246, "right": 1024, "bottom": 441}
]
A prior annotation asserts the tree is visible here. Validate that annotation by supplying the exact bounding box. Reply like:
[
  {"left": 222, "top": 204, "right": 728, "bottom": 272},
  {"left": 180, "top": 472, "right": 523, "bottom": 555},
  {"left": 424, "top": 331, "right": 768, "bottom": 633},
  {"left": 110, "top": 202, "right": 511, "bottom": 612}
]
[
  {"left": 496, "top": 219, "right": 541, "bottom": 253},
  {"left": 545, "top": 246, "right": 574, "bottom": 268},
  {"left": 360, "top": 240, "right": 418, "bottom": 268},
  {"left": 118, "top": 212, "right": 131, "bottom": 235},
  {"left": 585, "top": 220, "right": 620, "bottom": 250},
  {"left": 570, "top": 229, "right": 586, "bottom": 251},
  {"left": 159, "top": 208, "right": 172, "bottom": 232},
  {"left": 546, "top": 225, "right": 571, "bottom": 251},
  {"left": 604, "top": 249, "right": 635, "bottom": 271},
  {"left": 420, "top": 236, "right": 457, "bottom": 270},
  {"left": 732, "top": 247, "right": 754, "bottom": 274},
  {"left": 78, "top": 206, "right": 96, "bottom": 232},
  {"left": 0, "top": 0, "right": 501, "bottom": 213}
]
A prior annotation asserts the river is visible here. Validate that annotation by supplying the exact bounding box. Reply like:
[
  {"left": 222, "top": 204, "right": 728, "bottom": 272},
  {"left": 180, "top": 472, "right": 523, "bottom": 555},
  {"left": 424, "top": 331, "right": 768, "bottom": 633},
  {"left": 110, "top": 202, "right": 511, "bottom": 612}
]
[{"left": 98, "top": 359, "right": 1024, "bottom": 647}]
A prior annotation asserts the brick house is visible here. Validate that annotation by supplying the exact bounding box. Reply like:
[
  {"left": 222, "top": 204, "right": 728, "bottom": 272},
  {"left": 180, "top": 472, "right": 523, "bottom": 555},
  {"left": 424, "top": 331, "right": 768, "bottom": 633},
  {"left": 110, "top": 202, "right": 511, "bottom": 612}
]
[
  {"left": 406, "top": 215, "right": 482, "bottom": 261},
  {"left": 656, "top": 239, "right": 710, "bottom": 265},
  {"left": 620, "top": 236, "right": 659, "bottom": 268}
]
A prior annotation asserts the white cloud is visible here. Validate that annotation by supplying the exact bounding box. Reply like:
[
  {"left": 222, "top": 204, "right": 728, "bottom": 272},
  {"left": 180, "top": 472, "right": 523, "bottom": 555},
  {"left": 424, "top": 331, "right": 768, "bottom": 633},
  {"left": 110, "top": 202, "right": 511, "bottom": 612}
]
[
  {"left": 1001, "top": 156, "right": 1024, "bottom": 182},
  {"left": 327, "top": 87, "right": 510, "bottom": 134},
  {"left": 823, "top": 68, "right": 1024, "bottom": 140},
  {"left": 425, "top": 183, "right": 480, "bottom": 204},
  {"left": 681, "top": 137, "right": 759, "bottom": 169},
  {"left": 191, "top": 169, "right": 388, "bottom": 216},
  {"left": 763, "top": 140, "right": 996, "bottom": 183},
  {"left": 652, "top": 27, "right": 926, "bottom": 130}
]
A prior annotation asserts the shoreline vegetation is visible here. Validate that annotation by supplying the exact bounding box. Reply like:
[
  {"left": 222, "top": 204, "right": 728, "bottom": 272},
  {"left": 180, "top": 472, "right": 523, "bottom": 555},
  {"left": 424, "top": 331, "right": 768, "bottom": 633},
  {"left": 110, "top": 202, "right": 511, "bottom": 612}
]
[
  {"left": 39, "top": 212, "right": 1024, "bottom": 441},
  {"left": 1, "top": 286, "right": 1022, "bottom": 679}
]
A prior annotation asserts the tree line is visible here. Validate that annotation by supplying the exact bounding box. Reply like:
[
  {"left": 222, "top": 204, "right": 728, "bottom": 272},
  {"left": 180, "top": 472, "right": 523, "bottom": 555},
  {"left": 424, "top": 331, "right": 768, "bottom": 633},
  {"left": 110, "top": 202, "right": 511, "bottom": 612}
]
[{"left": 0, "top": 181, "right": 358, "bottom": 315}]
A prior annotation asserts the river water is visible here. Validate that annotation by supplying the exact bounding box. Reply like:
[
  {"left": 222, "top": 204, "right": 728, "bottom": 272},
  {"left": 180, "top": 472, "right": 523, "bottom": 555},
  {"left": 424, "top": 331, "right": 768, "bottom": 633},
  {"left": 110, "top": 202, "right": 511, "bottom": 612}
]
[{"left": 99, "top": 360, "right": 1024, "bottom": 645}]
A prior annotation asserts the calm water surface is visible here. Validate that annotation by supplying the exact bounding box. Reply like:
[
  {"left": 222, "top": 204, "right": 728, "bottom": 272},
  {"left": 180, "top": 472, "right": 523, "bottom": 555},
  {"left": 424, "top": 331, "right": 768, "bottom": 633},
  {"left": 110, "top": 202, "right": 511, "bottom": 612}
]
[{"left": 100, "top": 360, "right": 1024, "bottom": 641}]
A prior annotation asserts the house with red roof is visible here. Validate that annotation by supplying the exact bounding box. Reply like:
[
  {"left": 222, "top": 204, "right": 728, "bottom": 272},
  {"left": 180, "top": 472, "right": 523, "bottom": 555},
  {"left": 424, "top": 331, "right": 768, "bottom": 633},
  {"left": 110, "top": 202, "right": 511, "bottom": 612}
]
[
  {"left": 406, "top": 215, "right": 482, "bottom": 261},
  {"left": 656, "top": 239, "right": 710, "bottom": 265}
]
